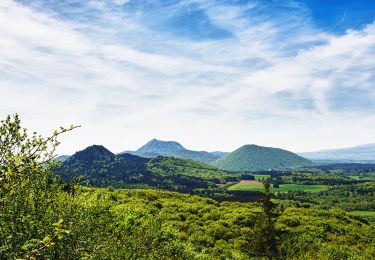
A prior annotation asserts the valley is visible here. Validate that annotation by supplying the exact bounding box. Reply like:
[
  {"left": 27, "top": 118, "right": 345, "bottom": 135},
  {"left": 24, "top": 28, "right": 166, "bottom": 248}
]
[
  {"left": 57, "top": 140, "right": 375, "bottom": 214},
  {"left": 2, "top": 117, "right": 375, "bottom": 259}
]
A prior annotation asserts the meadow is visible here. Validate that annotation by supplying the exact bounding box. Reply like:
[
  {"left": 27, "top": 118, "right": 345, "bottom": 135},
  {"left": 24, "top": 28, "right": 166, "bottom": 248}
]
[
  {"left": 228, "top": 183, "right": 330, "bottom": 193},
  {"left": 351, "top": 211, "right": 375, "bottom": 222},
  {"left": 253, "top": 174, "right": 270, "bottom": 181},
  {"left": 349, "top": 175, "right": 375, "bottom": 181}
]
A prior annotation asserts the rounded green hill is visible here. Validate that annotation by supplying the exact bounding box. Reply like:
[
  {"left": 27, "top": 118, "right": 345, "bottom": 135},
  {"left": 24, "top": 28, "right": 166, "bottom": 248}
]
[{"left": 211, "top": 144, "right": 312, "bottom": 171}]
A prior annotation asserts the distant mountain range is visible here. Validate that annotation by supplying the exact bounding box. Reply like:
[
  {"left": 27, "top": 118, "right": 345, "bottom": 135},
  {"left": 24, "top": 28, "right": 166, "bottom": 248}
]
[
  {"left": 211, "top": 151, "right": 230, "bottom": 157},
  {"left": 58, "top": 140, "right": 316, "bottom": 172},
  {"left": 122, "top": 139, "right": 223, "bottom": 163},
  {"left": 58, "top": 140, "right": 375, "bottom": 175},
  {"left": 212, "top": 144, "right": 313, "bottom": 171},
  {"left": 299, "top": 144, "right": 375, "bottom": 163}
]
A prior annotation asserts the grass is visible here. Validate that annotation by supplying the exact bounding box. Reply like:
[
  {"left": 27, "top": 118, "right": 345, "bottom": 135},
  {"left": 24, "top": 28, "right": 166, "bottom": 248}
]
[
  {"left": 349, "top": 175, "right": 375, "bottom": 181},
  {"left": 351, "top": 211, "right": 375, "bottom": 221},
  {"left": 252, "top": 174, "right": 270, "bottom": 181},
  {"left": 228, "top": 183, "right": 330, "bottom": 193}
]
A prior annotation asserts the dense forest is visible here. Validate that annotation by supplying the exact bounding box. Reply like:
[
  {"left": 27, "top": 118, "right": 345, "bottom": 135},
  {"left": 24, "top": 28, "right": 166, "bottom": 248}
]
[
  {"left": 1, "top": 115, "right": 375, "bottom": 259},
  {"left": 58, "top": 145, "right": 240, "bottom": 194}
]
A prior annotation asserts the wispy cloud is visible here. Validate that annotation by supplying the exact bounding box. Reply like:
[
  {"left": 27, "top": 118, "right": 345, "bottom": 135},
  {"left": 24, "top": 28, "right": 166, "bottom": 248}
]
[{"left": 0, "top": 0, "right": 374, "bottom": 153}]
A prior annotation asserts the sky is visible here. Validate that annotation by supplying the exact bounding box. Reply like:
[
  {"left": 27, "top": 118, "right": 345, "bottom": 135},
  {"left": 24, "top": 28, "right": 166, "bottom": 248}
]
[{"left": 1, "top": 0, "right": 375, "bottom": 155}]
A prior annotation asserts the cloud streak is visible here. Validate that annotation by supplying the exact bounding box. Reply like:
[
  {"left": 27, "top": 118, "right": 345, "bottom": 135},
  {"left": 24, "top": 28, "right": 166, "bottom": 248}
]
[{"left": 0, "top": 0, "right": 374, "bottom": 154}]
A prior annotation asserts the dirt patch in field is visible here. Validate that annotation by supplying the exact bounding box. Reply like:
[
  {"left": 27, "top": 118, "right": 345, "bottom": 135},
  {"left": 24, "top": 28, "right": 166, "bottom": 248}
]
[{"left": 239, "top": 180, "right": 262, "bottom": 184}]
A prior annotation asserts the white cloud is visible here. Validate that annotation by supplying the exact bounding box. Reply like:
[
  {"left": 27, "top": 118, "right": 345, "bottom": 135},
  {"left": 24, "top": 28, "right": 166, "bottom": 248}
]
[
  {"left": 113, "top": 0, "right": 130, "bottom": 6},
  {"left": 0, "top": 0, "right": 374, "bottom": 154}
]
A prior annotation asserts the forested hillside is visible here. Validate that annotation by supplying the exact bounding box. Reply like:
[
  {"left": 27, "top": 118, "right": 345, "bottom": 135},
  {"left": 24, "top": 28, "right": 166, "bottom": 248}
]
[
  {"left": 58, "top": 145, "right": 238, "bottom": 193},
  {"left": 3, "top": 183, "right": 375, "bottom": 259}
]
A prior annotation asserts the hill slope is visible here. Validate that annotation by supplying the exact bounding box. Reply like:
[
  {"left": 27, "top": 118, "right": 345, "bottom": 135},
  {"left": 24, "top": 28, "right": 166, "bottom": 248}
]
[
  {"left": 300, "top": 143, "right": 375, "bottom": 163},
  {"left": 124, "top": 139, "right": 220, "bottom": 163},
  {"left": 58, "top": 145, "right": 237, "bottom": 193},
  {"left": 210, "top": 151, "right": 229, "bottom": 158},
  {"left": 136, "top": 138, "right": 185, "bottom": 154},
  {"left": 212, "top": 144, "right": 312, "bottom": 171},
  {"left": 67, "top": 188, "right": 375, "bottom": 259},
  {"left": 56, "top": 155, "right": 70, "bottom": 162}
]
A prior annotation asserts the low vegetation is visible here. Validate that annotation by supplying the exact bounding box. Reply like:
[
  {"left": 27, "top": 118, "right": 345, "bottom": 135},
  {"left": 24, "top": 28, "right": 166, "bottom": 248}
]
[
  {"left": 1, "top": 115, "right": 375, "bottom": 259},
  {"left": 351, "top": 211, "right": 375, "bottom": 222},
  {"left": 228, "top": 183, "right": 330, "bottom": 193}
]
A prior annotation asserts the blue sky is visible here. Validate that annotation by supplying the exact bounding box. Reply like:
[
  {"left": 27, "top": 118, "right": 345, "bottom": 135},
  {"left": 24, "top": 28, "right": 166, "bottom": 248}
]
[
  {"left": 1, "top": 0, "right": 375, "bottom": 154},
  {"left": 305, "top": 0, "right": 375, "bottom": 32}
]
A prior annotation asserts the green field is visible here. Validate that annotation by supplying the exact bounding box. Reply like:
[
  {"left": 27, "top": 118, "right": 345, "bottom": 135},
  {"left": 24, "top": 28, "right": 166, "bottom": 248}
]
[
  {"left": 228, "top": 183, "right": 330, "bottom": 193},
  {"left": 349, "top": 175, "right": 375, "bottom": 181},
  {"left": 253, "top": 174, "right": 270, "bottom": 181},
  {"left": 351, "top": 211, "right": 375, "bottom": 221}
]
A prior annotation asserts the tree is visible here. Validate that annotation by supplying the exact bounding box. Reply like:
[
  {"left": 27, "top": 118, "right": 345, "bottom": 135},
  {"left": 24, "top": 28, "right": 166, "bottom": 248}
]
[
  {"left": 0, "top": 114, "right": 78, "bottom": 258},
  {"left": 252, "top": 178, "right": 280, "bottom": 259}
]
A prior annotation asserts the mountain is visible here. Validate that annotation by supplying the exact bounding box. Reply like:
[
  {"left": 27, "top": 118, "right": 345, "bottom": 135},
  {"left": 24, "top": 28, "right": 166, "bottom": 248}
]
[
  {"left": 299, "top": 144, "right": 375, "bottom": 163},
  {"left": 137, "top": 139, "right": 185, "bottom": 154},
  {"left": 58, "top": 145, "right": 237, "bottom": 193},
  {"left": 210, "top": 151, "right": 229, "bottom": 158},
  {"left": 123, "top": 139, "right": 220, "bottom": 163},
  {"left": 56, "top": 155, "right": 70, "bottom": 162},
  {"left": 211, "top": 144, "right": 313, "bottom": 171},
  {"left": 72, "top": 145, "right": 114, "bottom": 162},
  {"left": 172, "top": 149, "right": 219, "bottom": 163}
]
